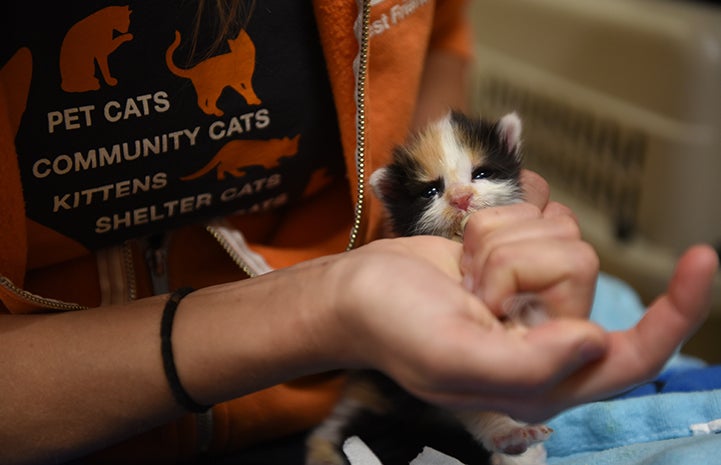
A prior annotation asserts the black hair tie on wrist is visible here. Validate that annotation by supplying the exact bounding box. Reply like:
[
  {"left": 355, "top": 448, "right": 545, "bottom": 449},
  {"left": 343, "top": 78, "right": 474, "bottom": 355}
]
[{"left": 161, "top": 286, "right": 212, "bottom": 413}]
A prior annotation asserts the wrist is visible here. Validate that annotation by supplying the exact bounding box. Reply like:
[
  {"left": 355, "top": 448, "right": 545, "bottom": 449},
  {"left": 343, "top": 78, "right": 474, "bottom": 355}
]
[{"left": 167, "top": 256, "right": 353, "bottom": 405}]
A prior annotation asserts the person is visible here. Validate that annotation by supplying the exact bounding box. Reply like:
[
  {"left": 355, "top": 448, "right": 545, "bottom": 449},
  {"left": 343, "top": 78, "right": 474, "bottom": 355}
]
[{"left": 0, "top": 1, "right": 717, "bottom": 464}]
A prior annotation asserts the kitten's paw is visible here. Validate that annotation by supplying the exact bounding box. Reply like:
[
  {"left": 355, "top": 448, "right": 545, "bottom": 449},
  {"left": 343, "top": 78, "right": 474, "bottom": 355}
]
[
  {"left": 491, "top": 443, "right": 548, "bottom": 465},
  {"left": 492, "top": 424, "right": 553, "bottom": 455},
  {"left": 305, "top": 435, "right": 344, "bottom": 465}
]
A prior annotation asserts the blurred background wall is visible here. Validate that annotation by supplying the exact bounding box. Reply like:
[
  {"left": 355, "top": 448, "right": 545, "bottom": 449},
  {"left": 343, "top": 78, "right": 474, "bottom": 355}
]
[{"left": 468, "top": 0, "right": 721, "bottom": 362}]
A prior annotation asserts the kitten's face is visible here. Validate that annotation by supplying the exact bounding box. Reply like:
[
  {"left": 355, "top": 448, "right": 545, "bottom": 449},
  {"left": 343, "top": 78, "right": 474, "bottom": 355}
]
[{"left": 370, "top": 112, "right": 524, "bottom": 239}]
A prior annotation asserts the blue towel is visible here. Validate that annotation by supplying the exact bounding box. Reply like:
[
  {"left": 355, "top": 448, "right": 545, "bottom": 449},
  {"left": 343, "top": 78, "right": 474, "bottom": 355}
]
[
  {"left": 544, "top": 273, "right": 721, "bottom": 464},
  {"left": 620, "top": 365, "right": 721, "bottom": 398},
  {"left": 549, "top": 433, "right": 721, "bottom": 465},
  {"left": 546, "top": 389, "right": 721, "bottom": 458}
]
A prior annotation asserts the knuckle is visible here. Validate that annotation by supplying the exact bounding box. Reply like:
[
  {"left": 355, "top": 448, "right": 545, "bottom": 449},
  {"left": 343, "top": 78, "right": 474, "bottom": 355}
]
[
  {"left": 463, "top": 211, "right": 491, "bottom": 237},
  {"left": 517, "top": 201, "right": 543, "bottom": 218},
  {"left": 545, "top": 201, "right": 577, "bottom": 219},
  {"left": 484, "top": 245, "right": 514, "bottom": 269},
  {"left": 551, "top": 211, "right": 581, "bottom": 239},
  {"left": 571, "top": 242, "right": 600, "bottom": 277},
  {"left": 579, "top": 242, "right": 600, "bottom": 268}
]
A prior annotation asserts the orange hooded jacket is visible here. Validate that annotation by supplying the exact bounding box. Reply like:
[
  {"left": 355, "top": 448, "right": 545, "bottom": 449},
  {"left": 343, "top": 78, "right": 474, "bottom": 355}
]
[{"left": 0, "top": 0, "right": 471, "bottom": 462}]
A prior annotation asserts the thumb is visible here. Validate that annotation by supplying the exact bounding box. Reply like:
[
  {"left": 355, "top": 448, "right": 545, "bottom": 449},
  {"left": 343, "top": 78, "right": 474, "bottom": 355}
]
[
  {"left": 515, "top": 318, "right": 608, "bottom": 389},
  {"left": 555, "top": 244, "right": 718, "bottom": 407},
  {"left": 450, "top": 318, "right": 608, "bottom": 394},
  {"left": 635, "top": 244, "right": 718, "bottom": 364}
]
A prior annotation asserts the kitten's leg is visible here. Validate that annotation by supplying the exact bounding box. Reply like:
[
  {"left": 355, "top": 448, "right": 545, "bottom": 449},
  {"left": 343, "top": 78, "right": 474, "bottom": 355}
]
[
  {"left": 305, "top": 397, "right": 356, "bottom": 465},
  {"left": 455, "top": 410, "right": 552, "bottom": 457},
  {"left": 306, "top": 375, "right": 392, "bottom": 465}
]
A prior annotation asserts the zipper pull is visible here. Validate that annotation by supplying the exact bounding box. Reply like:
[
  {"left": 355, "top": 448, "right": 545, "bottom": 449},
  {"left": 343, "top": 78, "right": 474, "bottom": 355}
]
[{"left": 144, "top": 234, "right": 170, "bottom": 295}]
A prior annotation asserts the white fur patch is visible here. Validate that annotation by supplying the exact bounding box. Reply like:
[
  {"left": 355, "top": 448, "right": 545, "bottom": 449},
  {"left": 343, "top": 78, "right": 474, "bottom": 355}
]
[
  {"left": 368, "top": 166, "right": 388, "bottom": 197},
  {"left": 497, "top": 112, "right": 523, "bottom": 158}
]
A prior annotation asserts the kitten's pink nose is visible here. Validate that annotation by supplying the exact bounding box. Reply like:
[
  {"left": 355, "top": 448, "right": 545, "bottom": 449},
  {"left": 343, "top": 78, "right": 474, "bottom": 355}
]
[{"left": 450, "top": 193, "right": 472, "bottom": 211}]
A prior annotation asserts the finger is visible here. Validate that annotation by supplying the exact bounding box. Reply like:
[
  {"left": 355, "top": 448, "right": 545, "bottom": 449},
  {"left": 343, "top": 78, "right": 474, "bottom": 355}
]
[
  {"left": 520, "top": 170, "right": 550, "bottom": 209},
  {"left": 541, "top": 201, "right": 579, "bottom": 225},
  {"left": 398, "top": 235, "right": 465, "bottom": 280},
  {"left": 462, "top": 202, "right": 543, "bottom": 242},
  {"left": 465, "top": 213, "right": 581, "bottom": 269},
  {"left": 550, "top": 245, "right": 718, "bottom": 408},
  {"left": 472, "top": 239, "right": 599, "bottom": 318},
  {"left": 461, "top": 203, "right": 543, "bottom": 278},
  {"left": 462, "top": 216, "right": 584, "bottom": 296}
]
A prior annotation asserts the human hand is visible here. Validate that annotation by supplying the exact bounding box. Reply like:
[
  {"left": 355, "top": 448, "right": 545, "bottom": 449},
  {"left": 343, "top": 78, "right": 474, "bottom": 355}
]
[
  {"left": 328, "top": 170, "right": 717, "bottom": 422},
  {"left": 461, "top": 169, "right": 597, "bottom": 320},
  {"left": 328, "top": 234, "right": 607, "bottom": 420},
  {"left": 536, "top": 245, "right": 718, "bottom": 416},
  {"left": 454, "top": 170, "right": 717, "bottom": 420}
]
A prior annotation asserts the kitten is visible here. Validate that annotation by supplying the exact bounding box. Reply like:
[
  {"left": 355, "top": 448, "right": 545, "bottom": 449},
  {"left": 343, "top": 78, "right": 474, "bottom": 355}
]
[
  {"left": 370, "top": 111, "right": 524, "bottom": 240},
  {"left": 305, "top": 112, "right": 552, "bottom": 465}
]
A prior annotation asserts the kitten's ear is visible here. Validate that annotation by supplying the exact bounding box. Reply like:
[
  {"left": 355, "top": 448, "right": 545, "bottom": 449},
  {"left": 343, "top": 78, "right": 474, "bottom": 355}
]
[
  {"left": 369, "top": 167, "right": 390, "bottom": 201},
  {"left": 497, "top": 112, "right": 522, "bottom": 159}
]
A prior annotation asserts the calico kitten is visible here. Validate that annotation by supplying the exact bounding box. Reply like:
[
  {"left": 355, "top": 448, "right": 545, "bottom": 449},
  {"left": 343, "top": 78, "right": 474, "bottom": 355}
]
[
  {"left": 370, "top": 111, "right": 524, "bottom": 240},
  {"left": 305, "top": 112, "right": 552, "bottom": 465}
]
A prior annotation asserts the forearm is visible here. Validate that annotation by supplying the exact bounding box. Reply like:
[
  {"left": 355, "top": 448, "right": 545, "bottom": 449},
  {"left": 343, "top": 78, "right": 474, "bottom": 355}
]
[
  {"left": 0, "top": 295, "right": 176, "bottom": 464},
  {"left": 0, "top": 257, "right": 344, "bottom": 465}
]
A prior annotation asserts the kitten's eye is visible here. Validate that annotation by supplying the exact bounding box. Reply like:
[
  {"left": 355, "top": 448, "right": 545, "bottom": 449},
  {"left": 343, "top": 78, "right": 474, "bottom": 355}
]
[
  {"left": 421, "top": 186, "right": 440, "bottom": 199},
  {"left": 417, "top": 178, "right": 443, "bottom": 199},
  {"left": 472, "top": 167, "right": 495, "bottom": 180}
]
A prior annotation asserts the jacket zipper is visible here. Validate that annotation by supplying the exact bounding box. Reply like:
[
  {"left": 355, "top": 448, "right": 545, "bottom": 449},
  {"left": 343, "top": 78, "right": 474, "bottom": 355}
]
[
  {"left": 346, "top": 0, "right": 371, "bottom": 251},
  {"left": 205, "top": 219, "right": 274, "bottom": 278},
  {"left": 205, "top": 2, "right": 371, "bottom": 274},
  {"left": 144, "top": 234, "right": 170, "bottom": 295},
  {"left": 206, "top": 227, "right": 256, "bottom": 278},
  {"left": 1, "top": 241, "right": 138, "bottom": 312},
  {"left": 122, "top": 240, "right": 138, "bottom": 301},
  {"left": 0, "top": 276, "right": 87, "bottom": 311}
]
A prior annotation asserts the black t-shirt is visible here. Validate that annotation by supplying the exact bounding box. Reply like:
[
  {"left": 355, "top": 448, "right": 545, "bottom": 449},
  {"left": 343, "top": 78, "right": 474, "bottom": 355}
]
[{"left": 4, "top": 0, "right": 344, "bottom": 249}]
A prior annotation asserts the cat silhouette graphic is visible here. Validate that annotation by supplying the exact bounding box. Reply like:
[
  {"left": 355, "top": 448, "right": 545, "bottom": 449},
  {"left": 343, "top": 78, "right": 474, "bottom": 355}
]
[
  {"left": 181, "top": 135, "right": 300, "bottom": 181},
  {"left": 59, "top": 6, "right": 133, "bottom": 92},
  {"left": 166, "top": 29, "right": 261, "bottom": 116}
]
